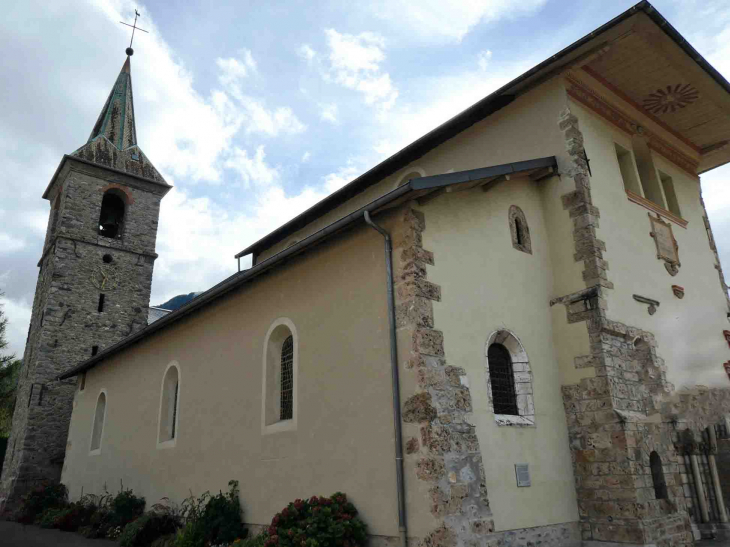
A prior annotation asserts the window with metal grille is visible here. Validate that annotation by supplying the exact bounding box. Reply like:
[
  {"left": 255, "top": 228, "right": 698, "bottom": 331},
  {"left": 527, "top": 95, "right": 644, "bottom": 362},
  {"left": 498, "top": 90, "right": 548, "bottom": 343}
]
[
  {"left": 488, "top": 343, "right": 518, "bottom": 415},
  {"left": 171, "top": 381, "right": 179, "bottom": 439},
  {"left": 280, "top": 335, "right": 294, "bottom": 420}
]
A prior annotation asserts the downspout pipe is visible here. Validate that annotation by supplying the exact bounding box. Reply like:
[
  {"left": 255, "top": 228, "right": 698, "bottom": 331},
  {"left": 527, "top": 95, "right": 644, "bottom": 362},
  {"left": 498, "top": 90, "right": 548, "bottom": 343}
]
[{"left": 364, "top": 210, "right": 408, "bottom": 547}]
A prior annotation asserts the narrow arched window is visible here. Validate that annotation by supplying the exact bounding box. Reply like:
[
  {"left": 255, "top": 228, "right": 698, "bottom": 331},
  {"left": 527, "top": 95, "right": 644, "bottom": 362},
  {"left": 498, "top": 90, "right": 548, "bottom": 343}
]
[
  {"left": 487, "top": 343, "right": 518, "bottom": 415},
  {"left": 515, "top": 218, "right": 524, "bottom": 246},
  {"left": 280, "top": 336, "right": 294, "bottom": 420},
  {"left": 263, "top": 319, "right": 298, "bottom": 431},
  {"left": 90, "top": 391, "right": 106, "bottom": 453},
  {"left": 508, "top": 205, "right": 531, "bottom": 254},
  {"left": 98, "top": 191, "right": 126, "bottom": 238},
  {"left": 159, "top": 365, "right": 180, "bottom": 444},
  {"left": 650, "top": 451, "right": 668, "bottom": 499}
]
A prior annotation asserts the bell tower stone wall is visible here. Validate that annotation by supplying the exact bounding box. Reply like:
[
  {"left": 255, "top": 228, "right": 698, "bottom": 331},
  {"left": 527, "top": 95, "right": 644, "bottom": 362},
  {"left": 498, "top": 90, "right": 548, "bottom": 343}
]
[{"left": 0, "top": 54, "right": 170, "bottom": 515}]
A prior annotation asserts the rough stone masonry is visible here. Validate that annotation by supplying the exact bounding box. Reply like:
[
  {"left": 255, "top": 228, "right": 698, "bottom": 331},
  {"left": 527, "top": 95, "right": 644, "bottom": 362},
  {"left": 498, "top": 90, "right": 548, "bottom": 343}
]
[{"left": 0, "top": 55, "right": 170, "bottom": 515}]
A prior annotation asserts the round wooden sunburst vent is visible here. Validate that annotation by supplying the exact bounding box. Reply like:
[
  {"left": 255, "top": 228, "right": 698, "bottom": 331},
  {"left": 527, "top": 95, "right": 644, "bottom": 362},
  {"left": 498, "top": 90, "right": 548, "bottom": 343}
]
[{"left": 643, "top": 84, "right": 699, "bottom": 114}]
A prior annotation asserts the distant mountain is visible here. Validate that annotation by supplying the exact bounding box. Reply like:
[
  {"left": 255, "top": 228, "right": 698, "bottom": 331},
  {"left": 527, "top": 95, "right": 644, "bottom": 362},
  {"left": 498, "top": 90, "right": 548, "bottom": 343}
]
[{"left": 155, "top": 292, "right": 202, "bottom": 311}]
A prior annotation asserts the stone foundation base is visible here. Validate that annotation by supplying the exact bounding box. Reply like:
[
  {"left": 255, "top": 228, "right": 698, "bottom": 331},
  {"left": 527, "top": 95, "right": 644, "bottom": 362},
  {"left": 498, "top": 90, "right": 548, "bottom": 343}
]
[{"left": 250, "top": 521, "right": 581, "bottom": 547}]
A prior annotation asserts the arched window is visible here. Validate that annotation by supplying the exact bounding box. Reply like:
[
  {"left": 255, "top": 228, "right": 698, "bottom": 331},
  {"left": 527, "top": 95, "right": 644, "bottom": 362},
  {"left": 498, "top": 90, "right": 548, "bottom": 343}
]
[
  {"left": 158, "top": 364, "right": 180, "bottom": 445},
  {"left": 650, "top": 451, "right": 668, "bottom": 499},
  {"left": 485, "top": 330, "right": 534, "bottom": 426},
  {"left": 90, "top": 391, "right": 107, "bottom": 453},
  {"left": 280, "top": 336, "right": 294, "bottom": 420},
  {"left": 98, "top": 191, "right": 126, "bottom": 238},
  {"left": 508, "top": 205, "right": 531, "bottom": 254},
  {"left": 487, "top": 344, "right": 517, "bottom": 415},
  {"left": 262, "top": 318, "right": 298, "bottom": 432}
]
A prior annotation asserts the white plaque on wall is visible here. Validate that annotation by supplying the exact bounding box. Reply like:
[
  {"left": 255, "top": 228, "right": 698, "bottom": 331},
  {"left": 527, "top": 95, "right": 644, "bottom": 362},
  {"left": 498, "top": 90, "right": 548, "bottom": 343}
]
[{"left": 515, "top": 463, "right": 531, "bottom": 487}]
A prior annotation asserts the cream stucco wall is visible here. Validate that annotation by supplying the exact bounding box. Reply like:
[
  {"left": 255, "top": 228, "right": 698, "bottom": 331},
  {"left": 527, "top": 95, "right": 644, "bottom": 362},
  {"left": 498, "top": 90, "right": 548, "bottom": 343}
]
[
  {"left": 417, "top": 178, "right": 579, "bottom": 532},
  {"left": 62, "top": 224, "right": 423, "bottom": 537},
  {"left": 572, "top": 98, "right": 730, "bottom": 389}
]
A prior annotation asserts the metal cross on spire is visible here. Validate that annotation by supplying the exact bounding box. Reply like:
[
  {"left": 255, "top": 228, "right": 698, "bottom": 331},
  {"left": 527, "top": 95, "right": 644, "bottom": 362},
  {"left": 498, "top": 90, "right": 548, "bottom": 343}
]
[{"left": 120, "top": 9, "right": 148, "bottom": 56}]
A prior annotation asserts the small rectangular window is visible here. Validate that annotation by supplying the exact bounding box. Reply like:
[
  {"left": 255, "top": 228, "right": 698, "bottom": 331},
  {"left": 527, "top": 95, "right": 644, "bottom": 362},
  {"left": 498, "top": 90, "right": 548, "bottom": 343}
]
[
  {"left": 91, "top": 346, "right": 99, "bottom": 356},
  {"left": 615, "top": 143, "right": 642, "bottom": 195},
  {"left": 632, "top": 137, "right": 666, "bottom": 209},
  {"left": 98, "top": 294, "right": 105, "bottom": 313},
  {"left": 658, "top": 170, "right": 681, "bottom": 217}
]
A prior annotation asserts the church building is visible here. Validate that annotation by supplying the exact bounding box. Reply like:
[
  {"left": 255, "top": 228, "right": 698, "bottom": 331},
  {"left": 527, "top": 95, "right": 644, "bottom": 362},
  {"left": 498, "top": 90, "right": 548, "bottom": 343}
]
[{"left": 5, "top": 2, "right": 730, "bottom": 546}]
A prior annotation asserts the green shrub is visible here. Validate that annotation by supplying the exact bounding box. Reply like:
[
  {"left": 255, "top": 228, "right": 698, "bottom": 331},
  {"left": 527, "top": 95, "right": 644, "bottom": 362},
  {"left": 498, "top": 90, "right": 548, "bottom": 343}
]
[
  {"left": 120, "top": 512, "right": 180, "bottom": 547},
  {"left": 111, "top": 488, "right": 146, "bottom": 527},
  {"left": 239, "top": 533, "right": 267, "bottom": 547},
  {"left": 264, "top": 493, "right": 367, "bottom": 547},
  {"left": 173, "top": 480, "right": 246, "bottom": 547},
  {"left": 37, "top": 507, "right": 68, "bottom": 528},
  {"left": 18, "top": 483, "right": 69, "bottom": 524}
]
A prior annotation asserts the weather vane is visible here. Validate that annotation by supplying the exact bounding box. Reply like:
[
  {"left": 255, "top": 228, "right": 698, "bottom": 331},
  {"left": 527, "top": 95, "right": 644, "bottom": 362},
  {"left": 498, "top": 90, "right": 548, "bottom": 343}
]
[{"left": 120, "top": 9, "right": 148, "bottom": 56}]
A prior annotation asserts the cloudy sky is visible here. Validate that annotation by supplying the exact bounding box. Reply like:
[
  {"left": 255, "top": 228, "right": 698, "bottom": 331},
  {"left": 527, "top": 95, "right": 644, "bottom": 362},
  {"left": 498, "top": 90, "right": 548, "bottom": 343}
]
[{"left": 1, "top": 0, "right": 729, "bottom": 358}]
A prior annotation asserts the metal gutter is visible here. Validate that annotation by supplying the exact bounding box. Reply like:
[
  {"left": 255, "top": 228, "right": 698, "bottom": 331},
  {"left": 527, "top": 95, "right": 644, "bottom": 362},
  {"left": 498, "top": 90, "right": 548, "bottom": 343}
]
[
  {"left": 234, "top": 0, "right": 727, "bottom": 260},
  {"left": 58, "top": 155, "right": 557, "bottom": 380},
  {"left": 363, "top": 211, "right": 408, "bottom": 547},
  {"left": 58, "top": 181, "right": 414, "bottom": 380}
]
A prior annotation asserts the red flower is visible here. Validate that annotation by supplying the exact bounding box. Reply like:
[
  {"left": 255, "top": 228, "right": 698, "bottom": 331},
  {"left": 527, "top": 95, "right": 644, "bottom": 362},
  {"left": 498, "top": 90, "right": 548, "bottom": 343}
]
[
  {"left": 309, "top": 496, "right": 319, "bottom": 505},
  {"left": 268, "top": 526, "right": 278, "bottom": 535}
]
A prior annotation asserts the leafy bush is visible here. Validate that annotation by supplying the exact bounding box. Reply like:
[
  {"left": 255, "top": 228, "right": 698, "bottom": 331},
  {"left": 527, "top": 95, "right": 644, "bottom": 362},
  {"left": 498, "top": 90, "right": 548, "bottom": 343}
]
[
  {"left": 111, "top": 488, "right": 146, "bottom": 527},
  {"left": 120, "top": 512, "right": 180, "bottom": 547},
  {"left": 239, "top": 533, "right": 267, "bottom": 547},
  {"left": 18, "top": 483, "right": 69, "bottom": 524},
  {"left": 264, "top": 493, "right": 367, "bottom": 547},
  {"left": 37, "top": 507, "right": 68, "bottom": 528},
  {"left": 173, "top": 480, "right": 246, "bottom": 547}
]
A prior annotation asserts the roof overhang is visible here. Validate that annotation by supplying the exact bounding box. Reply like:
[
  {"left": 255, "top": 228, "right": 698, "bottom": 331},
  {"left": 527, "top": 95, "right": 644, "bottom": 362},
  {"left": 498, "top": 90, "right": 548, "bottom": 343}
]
[
  {"left": 42, "top": 153, "right": 172, "bottom": 201},
  {"left": 59, "top": 156, "right": 557, "bottom": 380},
  {"left": 235, "top": 0, "right": 730, "bottom": 260}
]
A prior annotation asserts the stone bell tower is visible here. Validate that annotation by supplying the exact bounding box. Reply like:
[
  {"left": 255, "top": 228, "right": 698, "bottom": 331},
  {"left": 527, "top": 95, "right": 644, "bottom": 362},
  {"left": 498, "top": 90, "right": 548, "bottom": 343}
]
[{"left": 0, "top": 52, "right": 170, "bottom": 513}]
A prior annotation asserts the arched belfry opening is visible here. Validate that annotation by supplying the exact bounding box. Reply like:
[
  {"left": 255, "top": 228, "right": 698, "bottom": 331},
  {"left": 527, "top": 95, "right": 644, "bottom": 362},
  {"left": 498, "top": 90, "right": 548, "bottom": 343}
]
[{"left": 98, "top": 191, "right": 126, "bottom": 238}]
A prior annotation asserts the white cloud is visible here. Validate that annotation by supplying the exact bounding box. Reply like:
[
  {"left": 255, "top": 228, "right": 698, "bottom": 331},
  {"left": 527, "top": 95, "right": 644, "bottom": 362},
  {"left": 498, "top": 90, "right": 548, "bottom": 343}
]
[
  {"left": 224, "top": 145, "right": 280, "bottom": 187},
  {"left": 323, "top": 164, "right": 359, "bottom": 193},
  {"left": 319, "top": 103, "right": 339, "bottom": 123},
  {"left": 478, "top": 50, "right": 493, "bottom": 71},
  {"left": 216, "top": 49, "right": 257, "bottom": 87},
  {"left": 322, "top": 29, "right": 398, "bottom": 112},
  {"left": 297, "top": 44, "right": 316, "bottom": 63},
  {"left": 367, "top": 0, "right": 548, "bottom": 42},
  {"left": 0, "top": 234, "right": 25, "bottom": 254},
  {"left": 241, "top": 100, "right": 306, "bottom": 137},
  {"left": 301, "top": 152, "right": 311, "bottom": 163}
]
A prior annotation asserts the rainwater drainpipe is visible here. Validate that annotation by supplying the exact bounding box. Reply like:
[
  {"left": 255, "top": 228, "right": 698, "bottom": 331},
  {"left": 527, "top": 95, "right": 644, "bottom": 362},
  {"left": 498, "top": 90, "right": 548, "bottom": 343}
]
[{"left": 363, "top": 210, "right": 408, "bottom": 547}]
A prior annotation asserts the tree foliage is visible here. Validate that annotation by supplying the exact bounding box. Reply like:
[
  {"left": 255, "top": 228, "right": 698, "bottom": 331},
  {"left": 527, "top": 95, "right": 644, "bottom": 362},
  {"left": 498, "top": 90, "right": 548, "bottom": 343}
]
[{"left": 0, "top": 294, "right": 21, "bottom": 437}]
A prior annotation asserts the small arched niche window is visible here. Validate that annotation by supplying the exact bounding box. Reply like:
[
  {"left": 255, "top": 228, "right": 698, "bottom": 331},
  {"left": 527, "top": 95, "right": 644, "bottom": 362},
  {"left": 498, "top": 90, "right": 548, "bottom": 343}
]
[
  {"left": 262, "top": 318, "right": 298, "bottom": 432},
  {"left": 508, "top": 205, "right": 531, "bottom": 254},
  {"left": 158, "top": 363, "right": 180, "bottom": 446},
  {"left": 90, "top": 391, "right": 107, "bottom": 454},
  {"left": 98, "top": 190, "right": 126, "bottom": 239},
  {"left": 485, "top": 330, "right": 534, "bottom": 426},
  {"left": 650, "top": 451, "right": 668, "bottom": 499}
]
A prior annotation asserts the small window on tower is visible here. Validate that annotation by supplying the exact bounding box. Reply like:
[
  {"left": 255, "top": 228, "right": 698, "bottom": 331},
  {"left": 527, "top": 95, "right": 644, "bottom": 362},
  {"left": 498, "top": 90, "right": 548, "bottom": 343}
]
[
  {"left": 98, "top": 191, "right": 126, "bottom": 239},
  {"left": 97, "top": 294, "right": 105, "bottom": 313}
]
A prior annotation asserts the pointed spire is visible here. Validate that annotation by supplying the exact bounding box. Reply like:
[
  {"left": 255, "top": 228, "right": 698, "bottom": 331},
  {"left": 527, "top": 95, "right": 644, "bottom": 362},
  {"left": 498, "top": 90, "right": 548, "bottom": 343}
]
[{"left": 88, "top": 55, "right": 138, "bottom": 150}]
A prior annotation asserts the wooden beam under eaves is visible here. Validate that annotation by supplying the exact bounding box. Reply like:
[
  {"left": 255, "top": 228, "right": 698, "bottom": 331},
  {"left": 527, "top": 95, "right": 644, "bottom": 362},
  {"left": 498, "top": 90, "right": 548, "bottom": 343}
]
[{"left": 480, "top": 174, "right": 510, "bottom": 192}]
